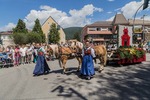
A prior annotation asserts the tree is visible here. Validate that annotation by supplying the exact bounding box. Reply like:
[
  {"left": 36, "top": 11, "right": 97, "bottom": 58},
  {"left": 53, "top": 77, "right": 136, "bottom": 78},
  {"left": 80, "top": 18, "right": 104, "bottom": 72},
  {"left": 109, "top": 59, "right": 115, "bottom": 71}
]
[
  {"left": 48, "top": 23, "right": 60, "bottom": 44},
  {"left": 73, "top": 32, "right": 81, "bottom": 41},
  {"left": 12, "top": 33, "right": 28, "bottom": 45},
  {"left": 143, "top": 0, "right": 150, "bottom": 10},
  {"left": 27, "top": 32, "right": 42, "bottom": 43},
  {"left": 32, "top": 19, "right": 45, "bottom": 43},
  {"left": 13, "top": 19, "right": 28, "bottom": 33}
]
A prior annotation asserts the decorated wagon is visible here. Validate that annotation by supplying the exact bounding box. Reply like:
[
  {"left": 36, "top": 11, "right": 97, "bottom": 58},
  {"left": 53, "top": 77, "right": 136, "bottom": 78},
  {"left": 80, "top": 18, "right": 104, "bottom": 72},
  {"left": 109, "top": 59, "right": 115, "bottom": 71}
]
[{"left": 107, "top": 25, "right": 146, "bottom": 65}]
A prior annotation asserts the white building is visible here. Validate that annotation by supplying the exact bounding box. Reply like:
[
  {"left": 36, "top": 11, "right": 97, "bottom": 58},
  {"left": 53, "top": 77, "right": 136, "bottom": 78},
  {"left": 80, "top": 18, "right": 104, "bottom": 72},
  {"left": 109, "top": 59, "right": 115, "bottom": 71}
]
[{"left": 0, "top": 31, "right": 15, "bottom": 48}]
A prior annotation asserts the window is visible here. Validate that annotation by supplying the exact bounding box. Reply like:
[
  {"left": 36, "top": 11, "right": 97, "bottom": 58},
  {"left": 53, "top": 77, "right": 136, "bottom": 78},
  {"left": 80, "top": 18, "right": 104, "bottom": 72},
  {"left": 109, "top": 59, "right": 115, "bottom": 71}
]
[
  {"left": 96, "top": 28, "right": 101, "bottom": 31},
  {"left": 101, "top": 28, "right": 108, "bottom": 31},
  {"left": 88, "top": 28, "right": 96, "bottom": 31},
  {"left": 108, "top": 28, "right": 112, "bottom": 31}
]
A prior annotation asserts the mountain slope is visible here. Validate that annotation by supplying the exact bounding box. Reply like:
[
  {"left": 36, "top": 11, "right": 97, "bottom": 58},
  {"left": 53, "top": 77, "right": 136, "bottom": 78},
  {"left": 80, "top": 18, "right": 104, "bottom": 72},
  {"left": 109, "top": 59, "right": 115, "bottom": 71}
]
[{"left": 64, "top": 27, "right": 83, "bottom": 40}]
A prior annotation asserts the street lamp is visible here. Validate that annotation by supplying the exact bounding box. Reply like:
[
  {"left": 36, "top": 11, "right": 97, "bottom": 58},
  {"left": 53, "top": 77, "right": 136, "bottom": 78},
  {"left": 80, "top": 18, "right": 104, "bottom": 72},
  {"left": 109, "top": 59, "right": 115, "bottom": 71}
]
[{"left": 141, "top": 14, "right": 147, "bottom": 42}]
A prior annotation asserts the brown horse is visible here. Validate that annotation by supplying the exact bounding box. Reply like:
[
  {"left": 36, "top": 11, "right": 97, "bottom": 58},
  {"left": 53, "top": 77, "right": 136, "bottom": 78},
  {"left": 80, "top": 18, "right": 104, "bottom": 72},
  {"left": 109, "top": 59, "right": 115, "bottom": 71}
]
[
  {"left": 93, "top": 45, "right": 107, "bottom": 72},
  {"left": 57, "top": 41, "right": 107, "bottom": 74},
  {"left": 75, "top": 44, "right": 107, "bottom": 72},
  {"left": 58, "top": 44, "right": 82, "bottom": 74}
]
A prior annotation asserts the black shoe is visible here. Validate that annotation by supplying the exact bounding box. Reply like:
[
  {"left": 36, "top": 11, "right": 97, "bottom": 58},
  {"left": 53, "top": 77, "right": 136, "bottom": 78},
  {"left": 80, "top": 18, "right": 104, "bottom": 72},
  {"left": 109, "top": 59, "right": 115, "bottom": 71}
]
[
  {"left": 33, "top": 74, "right": 38, "bottom": 77},
  {"left": 86, "top": 76, "right": 91, "bottom": 80},
  {"left": 79, "top": 74, "right": 84, "bottom": 77}
]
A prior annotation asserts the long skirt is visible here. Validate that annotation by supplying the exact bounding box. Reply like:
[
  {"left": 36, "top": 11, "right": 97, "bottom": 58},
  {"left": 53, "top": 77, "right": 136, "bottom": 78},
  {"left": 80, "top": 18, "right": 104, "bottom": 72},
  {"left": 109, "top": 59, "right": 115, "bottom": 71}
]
[
  {"left": 33, "top": 55, "right": 50, "bottom": 75},
  {"left": 80, "top": 55, "right": 95, "bottom": 77}
]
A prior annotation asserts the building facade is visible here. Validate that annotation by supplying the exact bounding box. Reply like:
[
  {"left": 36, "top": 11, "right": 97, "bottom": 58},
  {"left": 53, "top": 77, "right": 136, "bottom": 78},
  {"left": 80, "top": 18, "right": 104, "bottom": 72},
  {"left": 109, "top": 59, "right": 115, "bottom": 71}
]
[
  {"left": 81, "top": 13, "right": 150, "bottom": 45},
  {"left": 81, "top": 21, "right": 113, "bottom": 45},
  {"left": 128, "top": 19, "right": 150, "bottom": 43},
  {"left": 42, "top": 16, "right": 66, "bottom": 44},
  {"left": 0, "top": 31, "right": 15, "bottom": 48}
]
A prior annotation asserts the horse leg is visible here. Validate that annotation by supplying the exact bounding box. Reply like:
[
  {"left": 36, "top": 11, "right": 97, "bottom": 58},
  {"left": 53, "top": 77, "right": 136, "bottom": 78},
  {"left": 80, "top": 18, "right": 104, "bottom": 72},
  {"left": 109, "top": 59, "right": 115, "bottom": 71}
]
[
  {"left": 104, "top": 52, "right": 107, "bottom": 66},
  {"left": 76, "top": 57, "right": 82, "bottom": 72},
  {"left": 99, "top": 56, "right": 104, "bottom": 73},
  {"left": 62, "top": 58, "right": 67, "bottom": 74}
]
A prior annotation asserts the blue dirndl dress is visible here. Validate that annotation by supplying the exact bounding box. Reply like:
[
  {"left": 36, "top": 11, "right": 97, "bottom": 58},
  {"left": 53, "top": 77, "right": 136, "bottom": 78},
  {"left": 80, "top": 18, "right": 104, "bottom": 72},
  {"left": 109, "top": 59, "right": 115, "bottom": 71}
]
[
  {"left": 80, "top": 48, "right": 95, "bottom": 77},
  {"left": 33, "top": 49, "right": 50, "bottom": 76}
]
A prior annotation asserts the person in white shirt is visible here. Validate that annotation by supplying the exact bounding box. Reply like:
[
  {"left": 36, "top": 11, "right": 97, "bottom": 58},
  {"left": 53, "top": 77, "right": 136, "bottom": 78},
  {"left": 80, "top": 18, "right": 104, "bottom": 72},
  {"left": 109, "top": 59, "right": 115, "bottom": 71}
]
[{"left": 20, "top": 45, "right": 27, "bottom": 64}]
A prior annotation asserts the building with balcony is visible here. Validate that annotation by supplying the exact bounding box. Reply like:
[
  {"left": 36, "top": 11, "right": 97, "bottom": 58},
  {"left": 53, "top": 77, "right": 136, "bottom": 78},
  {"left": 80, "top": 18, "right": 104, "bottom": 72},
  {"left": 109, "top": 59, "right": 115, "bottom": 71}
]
[
  {"left": 81, "top": 13, "right": 150, "bottom": 45},
  {"left": 128, "top": 19, "right": 150, "bottom": 43},
  {"left": 81, "top": 21, "right": 113, "bottom": 45}
]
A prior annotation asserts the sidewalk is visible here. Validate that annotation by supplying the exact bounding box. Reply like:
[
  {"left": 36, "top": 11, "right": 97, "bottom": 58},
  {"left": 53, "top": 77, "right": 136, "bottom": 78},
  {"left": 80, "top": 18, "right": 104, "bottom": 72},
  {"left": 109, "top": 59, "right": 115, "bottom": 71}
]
[{"left": 146, "top": 53, "right": 150, "bottom": 61}]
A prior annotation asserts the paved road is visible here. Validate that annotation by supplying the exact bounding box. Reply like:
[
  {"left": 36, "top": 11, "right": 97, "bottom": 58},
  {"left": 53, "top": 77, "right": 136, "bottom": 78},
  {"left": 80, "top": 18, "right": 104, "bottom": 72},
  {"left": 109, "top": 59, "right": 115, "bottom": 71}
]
[{"left": 0, "top": 54, "right": 150, "bottom": 100}]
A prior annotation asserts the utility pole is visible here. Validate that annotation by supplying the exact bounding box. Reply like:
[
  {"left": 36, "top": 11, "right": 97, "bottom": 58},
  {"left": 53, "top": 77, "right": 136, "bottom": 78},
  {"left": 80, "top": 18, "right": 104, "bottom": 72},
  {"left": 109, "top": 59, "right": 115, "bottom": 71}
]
[{"left": 132, "top": 0, "right": 149, "bottom": 43}]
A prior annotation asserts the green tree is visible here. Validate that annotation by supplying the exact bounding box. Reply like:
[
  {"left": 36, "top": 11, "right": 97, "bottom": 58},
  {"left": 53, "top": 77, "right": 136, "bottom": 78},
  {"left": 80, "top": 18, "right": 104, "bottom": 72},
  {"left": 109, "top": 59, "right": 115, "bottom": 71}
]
[
  {"left": 12, "top": 19, "right": 28, "bottom": 44},
  {"left": 48, "top": 23, "right": 60, "bottom": 44},
  {"left": 27, "top": 32, "right": 42, "bottom": 43},
  {"left": 32, "top": 19, "right": 45, "bottom": 43},
  {"left": 12, "top": 33, "right": 28, "bottom": 45},
  {"left": 73, "top": 32, "right": 81, "bottom": 41},
  {"left": 13, "top": 19, "right": 28, "bottom": 33}
]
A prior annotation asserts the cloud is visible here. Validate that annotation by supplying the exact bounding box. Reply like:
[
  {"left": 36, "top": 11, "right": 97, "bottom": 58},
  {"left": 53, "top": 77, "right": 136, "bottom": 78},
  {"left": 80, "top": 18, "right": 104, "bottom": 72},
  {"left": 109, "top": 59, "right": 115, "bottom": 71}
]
[
  {"left": 107, "top": 0, "right": 147, "bottom": 21},
  {"left": 107, "top": 11, "right": 112, "bottom": 14},
  {"left": 24, "top": 4, "right": 103, "bottom": 29},
  {"left": 0, "top": 23, "right": 15, "bottom": 32},
  {"left": 108, "top": 0, "right": 114, "bottom": 2},
  {"left": 0, "top": 4, "right": 103, "bottom": 31},
  {"left": 121, "top": 0, "right": 144, "bottom": 19},
  {"left": 107, "top": 16, "right": 114, "bottom": 21},
  {"left": 114, "top": 8, "right": 121, "bottom": 12}
]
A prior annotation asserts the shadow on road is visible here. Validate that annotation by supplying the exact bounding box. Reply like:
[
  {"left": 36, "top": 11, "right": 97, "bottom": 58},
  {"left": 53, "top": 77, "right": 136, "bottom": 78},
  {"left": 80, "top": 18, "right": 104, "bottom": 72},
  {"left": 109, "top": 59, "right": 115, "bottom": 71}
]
[
  {"left": 93, "top": 63, "right": 150, "bottom": 100},
  {"left": 50, "top": 63, "right": 150, "bottom": 100},
  {"left": 51, "top": 85, "right": 88, "bottom": 100}
]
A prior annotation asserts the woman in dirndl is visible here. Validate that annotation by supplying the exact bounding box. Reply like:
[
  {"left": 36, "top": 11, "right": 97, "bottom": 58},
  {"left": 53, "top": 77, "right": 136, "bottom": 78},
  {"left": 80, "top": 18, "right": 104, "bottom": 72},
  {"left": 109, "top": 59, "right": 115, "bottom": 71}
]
[
  {"left": 33, "top": 43, "right": 51, "bottom": 76},
  {"left": 80, "top": 36, "right": 96, "bottom": 80}
]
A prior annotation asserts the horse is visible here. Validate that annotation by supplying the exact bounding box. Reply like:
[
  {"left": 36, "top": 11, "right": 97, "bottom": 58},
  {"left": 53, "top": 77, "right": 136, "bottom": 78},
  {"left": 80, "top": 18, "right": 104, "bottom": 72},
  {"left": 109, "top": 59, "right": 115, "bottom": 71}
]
[
  {"left": 48, "top": 44, "right": 59, "bottom": 59},
  {"left": 93, "top": 45, "right": 107, "bottom": 72},
  {"left": 57, "top": 41, "right": 83, "bottom": 74},
  {"left": 46, "top": 45, "right": 54, "bottom": 61},
  {"left": 74, "top": 43, "right": 107, "bottom": 72},
  {"left": 58, "top": 40, "right": 107, "bottom": 74}
]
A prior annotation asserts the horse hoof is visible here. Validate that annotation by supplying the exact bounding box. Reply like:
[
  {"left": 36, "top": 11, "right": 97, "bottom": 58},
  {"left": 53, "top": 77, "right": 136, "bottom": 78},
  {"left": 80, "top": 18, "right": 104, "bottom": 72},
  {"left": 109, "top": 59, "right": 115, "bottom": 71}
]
[
  {"left": 76, "top": 69, "right": 80, "bottom": 72},
  {"left": 62, "top": 71, "right": 66, "bottom": 74}
]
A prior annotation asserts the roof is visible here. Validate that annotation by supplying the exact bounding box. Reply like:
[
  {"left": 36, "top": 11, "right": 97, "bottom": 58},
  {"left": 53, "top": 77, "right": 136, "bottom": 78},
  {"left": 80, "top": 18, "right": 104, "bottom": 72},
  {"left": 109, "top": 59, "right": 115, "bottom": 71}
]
[
  {"left": 112, "top": 13, "right": 129, "bottom": 25},
  {"left": 88, "top": 21, "right": 112, "bottom": 27},
  {"left": 128, "top": 19, "right": 150, "bottom": 25},
  {"left": 42, "top": 16, "right": 63, "bottom": 29},
  {"left": 0, "top": 31, "right": 13, "bottom": 35}
]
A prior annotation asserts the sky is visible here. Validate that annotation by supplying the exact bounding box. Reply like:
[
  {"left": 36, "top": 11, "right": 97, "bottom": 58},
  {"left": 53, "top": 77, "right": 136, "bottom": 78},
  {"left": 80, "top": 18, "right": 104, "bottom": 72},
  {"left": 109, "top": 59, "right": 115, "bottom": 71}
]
[{"left": 0, "top": 0, "right": 150, "bottom": 32}]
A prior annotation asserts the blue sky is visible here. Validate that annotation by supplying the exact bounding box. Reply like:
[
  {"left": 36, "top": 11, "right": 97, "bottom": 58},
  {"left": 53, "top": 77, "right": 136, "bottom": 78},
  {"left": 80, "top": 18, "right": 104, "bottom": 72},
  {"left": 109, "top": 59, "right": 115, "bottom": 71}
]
[{"left": 0, "top": 0, "right": 150, "bottom": 31}]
